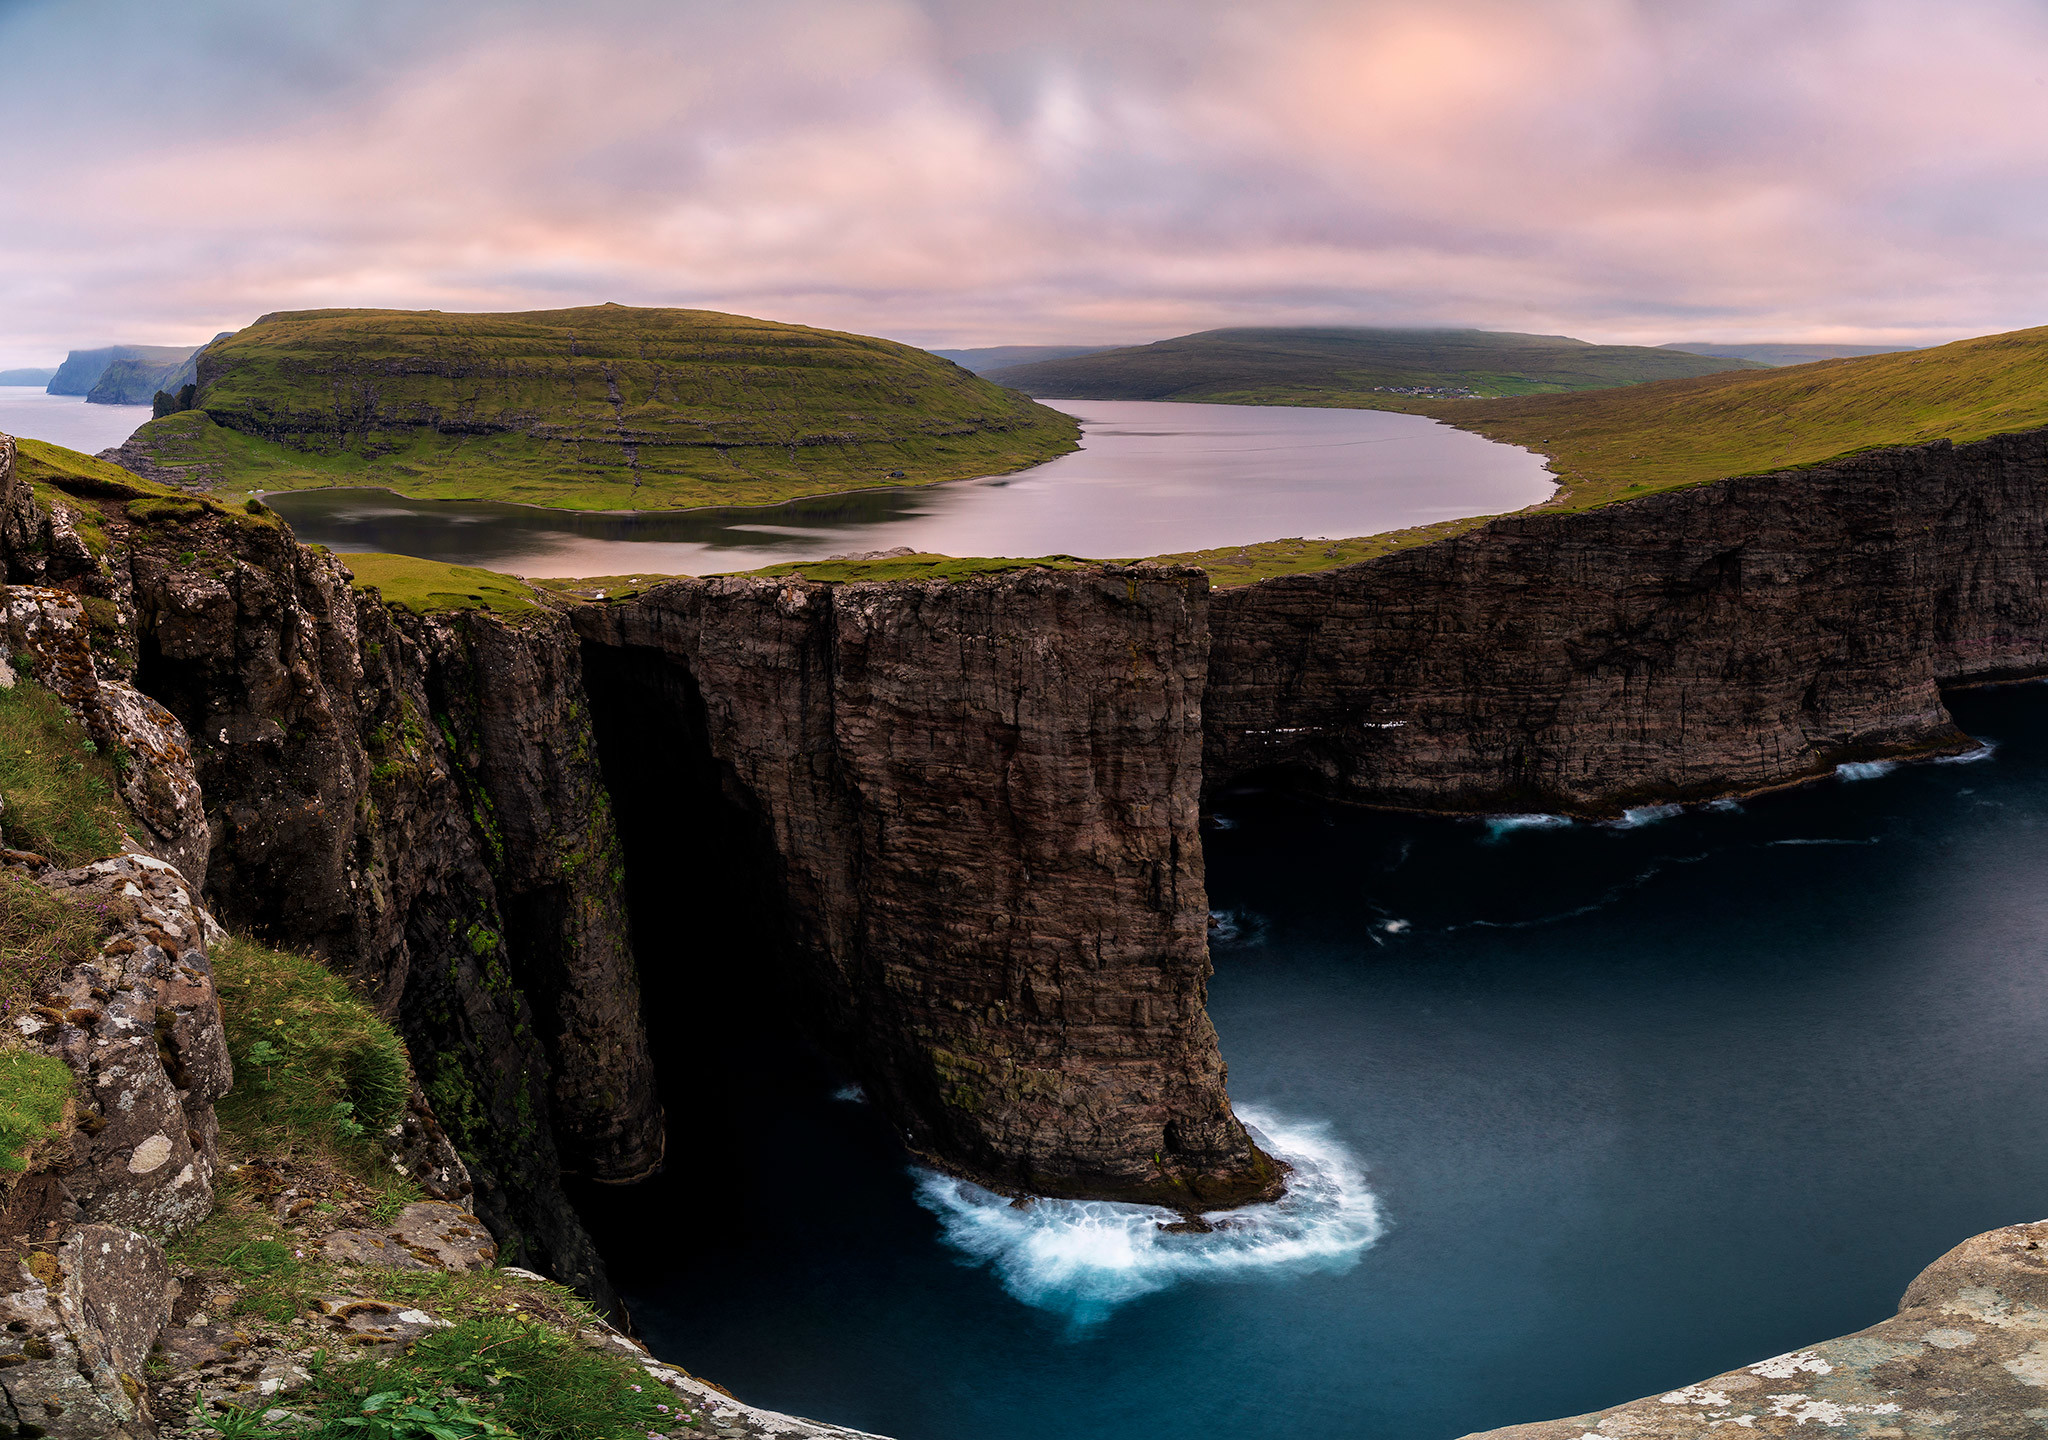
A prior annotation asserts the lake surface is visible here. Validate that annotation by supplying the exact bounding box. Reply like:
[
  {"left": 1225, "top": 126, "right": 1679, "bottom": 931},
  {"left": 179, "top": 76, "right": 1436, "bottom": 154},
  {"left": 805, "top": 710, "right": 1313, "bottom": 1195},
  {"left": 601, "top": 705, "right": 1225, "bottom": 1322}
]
[
  {"left": 577, "top": 682, "right": 2048, "bottom": 1440},
  {"left": 263, "top": 400, "right": 1555, "bottom": 575},
  {"left": 0, "top": 386, "right": 150, "bottom": 454}
]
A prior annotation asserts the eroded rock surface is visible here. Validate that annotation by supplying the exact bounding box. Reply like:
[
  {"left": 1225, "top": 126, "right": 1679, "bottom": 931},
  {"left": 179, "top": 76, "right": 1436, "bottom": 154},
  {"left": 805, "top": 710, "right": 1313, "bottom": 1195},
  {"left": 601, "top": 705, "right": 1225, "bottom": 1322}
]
[
  {"left": 1207, "top": 431, "right": 2048, "bottom": 813},
  {"left": 577, "top": 566, "right": 1278, "bottom": 1207},
  {"left": 0, "top": 1224, "right": 178, "bottom": 1439},
  {"left": 1466, "top": 1219, "right": 2048, "bottom": 1440}
]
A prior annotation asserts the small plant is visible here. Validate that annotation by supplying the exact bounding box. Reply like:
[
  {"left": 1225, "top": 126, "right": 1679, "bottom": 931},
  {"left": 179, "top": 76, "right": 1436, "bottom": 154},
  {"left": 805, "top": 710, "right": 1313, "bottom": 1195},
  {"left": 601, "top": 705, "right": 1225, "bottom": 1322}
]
[{"left": 211, "top": 935, "right": 416, "bottom": 1168}]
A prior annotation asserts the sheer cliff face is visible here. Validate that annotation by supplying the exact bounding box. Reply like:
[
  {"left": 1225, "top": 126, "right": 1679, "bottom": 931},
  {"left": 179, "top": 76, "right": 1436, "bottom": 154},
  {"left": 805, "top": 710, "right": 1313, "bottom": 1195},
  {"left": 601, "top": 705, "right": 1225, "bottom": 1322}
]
[
  {"left": 1206, "top": 431, "right": 2048, "bottom": 814},
  {"left": 0, "top": 444, "right": 659, "bottom": 1307},
  {"left": 575, "top": 568, "right": 1279, "bottom": 1208}
]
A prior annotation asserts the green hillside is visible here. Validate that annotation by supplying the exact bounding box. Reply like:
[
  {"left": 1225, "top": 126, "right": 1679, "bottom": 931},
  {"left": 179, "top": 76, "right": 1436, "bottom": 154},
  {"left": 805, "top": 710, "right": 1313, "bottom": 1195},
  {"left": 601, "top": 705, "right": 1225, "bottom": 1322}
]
[
  {"left": 1406, "top": 324, "right": 2048, "bottom": 513},
  {"left": 117, "top": 305, "right": 1078, "bottom": 510},
  {"left": 984, "top": 326, "right": 1763, "bottom": 404}
]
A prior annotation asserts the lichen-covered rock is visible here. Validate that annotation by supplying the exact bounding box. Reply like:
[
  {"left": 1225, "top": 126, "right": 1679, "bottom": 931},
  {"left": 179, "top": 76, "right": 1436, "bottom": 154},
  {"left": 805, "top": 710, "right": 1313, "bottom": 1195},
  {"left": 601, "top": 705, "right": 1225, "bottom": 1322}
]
[
  {"left": 320, "top": 1200, "right": 496, "bottom": 1272},
  {"left": 14, "top": 852, "right": 231, "bottom": 1236},
  {"left": 1463, "top": 1218, "right": 2048, "bottom": 1440},
  {"left": 0, "top": 1223, "right": 177, "bottom": 1439},
  {"left": 0, "top": 584, "right": 211, "bottom": 884}
]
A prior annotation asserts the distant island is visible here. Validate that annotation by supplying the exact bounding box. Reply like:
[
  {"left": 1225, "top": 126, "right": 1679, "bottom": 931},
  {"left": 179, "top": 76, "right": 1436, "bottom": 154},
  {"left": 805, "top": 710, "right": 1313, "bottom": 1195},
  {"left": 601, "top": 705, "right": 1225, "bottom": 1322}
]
[
  {"left": 982, "top": 326, "right": 1765, "bottom": 405},
  {"left": 112, "top": 304, "right": 1078, "bottom": 510},
  {"left": 43, "top": 342, "right": 205, "bottom": 403},
  {"left": 0, "top": 366, "right": 56, "bottom": 386}
]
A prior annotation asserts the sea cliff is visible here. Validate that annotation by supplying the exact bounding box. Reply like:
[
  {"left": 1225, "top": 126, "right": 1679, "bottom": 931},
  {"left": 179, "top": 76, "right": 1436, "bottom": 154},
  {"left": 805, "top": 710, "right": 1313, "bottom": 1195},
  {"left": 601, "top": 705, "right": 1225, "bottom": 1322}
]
[{"left": 1205, "top": 428, "right": 2048, "bottom": 813}]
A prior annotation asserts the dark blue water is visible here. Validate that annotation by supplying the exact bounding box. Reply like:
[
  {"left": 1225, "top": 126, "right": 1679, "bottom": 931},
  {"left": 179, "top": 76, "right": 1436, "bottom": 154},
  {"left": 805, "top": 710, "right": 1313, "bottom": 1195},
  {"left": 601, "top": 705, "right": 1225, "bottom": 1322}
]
[{"left": 579, "top": 683, "right": 2048, "bottom": 1440}]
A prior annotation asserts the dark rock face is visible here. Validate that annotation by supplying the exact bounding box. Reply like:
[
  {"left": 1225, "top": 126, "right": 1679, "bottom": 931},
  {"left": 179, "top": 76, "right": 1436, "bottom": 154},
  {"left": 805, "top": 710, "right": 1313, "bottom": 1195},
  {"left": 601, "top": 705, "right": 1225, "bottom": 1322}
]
[
  {"left": 575, "top": 568, "right": 1278, "bottom": 1208},
  {"left": 0, "top": 440, "right": 659, "bottom": 1309},
  {"left": 1206, "top": 431, "right": 2048, "bottom": 814}
]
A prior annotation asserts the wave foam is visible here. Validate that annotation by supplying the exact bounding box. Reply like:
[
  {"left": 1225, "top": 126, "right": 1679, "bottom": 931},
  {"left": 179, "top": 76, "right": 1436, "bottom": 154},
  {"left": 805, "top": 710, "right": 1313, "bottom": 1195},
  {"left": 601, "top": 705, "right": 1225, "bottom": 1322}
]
[
  {"left": 914, "top": 1109, "right": 1383, "bottom": 1328},
  {"left": 1483, "top": 813, "right": 1572, "bottom": 841},
  {"left": 1835, "top": 760, "right": 1898, "bottom": 782},
  {"left": 1613, "top": 803, "right": 1685, "bottom": 828}
]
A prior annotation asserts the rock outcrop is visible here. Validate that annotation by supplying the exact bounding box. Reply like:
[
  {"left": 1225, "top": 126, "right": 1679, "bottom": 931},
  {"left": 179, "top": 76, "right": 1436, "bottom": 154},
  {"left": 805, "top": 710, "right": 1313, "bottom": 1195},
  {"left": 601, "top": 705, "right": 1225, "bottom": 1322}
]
[
  {"left": 1206, "top": 429, "right": 2048, "bottom": 814},
  {"left": 575, "top": 568, "right": 1279, "bottom": 1208},
  {"left": 0, "top": 435, "right": 659, "bottom": 1310},
  {"left": 1467, "top": 1218, "right": 2048, "bottom": 1440}
]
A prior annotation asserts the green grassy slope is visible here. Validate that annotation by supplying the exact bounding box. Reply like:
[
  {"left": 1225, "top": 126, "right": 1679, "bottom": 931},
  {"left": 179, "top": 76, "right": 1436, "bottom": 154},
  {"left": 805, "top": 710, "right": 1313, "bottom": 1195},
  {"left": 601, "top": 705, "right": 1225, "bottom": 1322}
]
[
  {"left": 984, "top": 326, "right": 1764, "bottom": 404},
  {"left": 118, "top": 305, "right": 1078, "bottom": 511},
  {"left": 1404, "top": 324, "right": 2048, "bottom": 512}
]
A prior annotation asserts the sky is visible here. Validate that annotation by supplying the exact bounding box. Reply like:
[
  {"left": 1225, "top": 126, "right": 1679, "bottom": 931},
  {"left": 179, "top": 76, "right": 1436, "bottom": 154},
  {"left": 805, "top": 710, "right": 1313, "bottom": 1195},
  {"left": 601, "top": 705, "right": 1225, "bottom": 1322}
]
[{"left": 5, "top": 0, "right": 2048, "bottom": 367}]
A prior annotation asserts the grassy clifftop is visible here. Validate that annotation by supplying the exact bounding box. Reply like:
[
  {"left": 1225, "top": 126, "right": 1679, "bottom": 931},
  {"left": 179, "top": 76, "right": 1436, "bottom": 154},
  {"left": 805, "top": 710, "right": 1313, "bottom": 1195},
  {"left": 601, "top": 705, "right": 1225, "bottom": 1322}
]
[
  {"left": 117, "top": 304, "right": 1079, "bottom": 510},
  {"left": 985, "top": 326, "right": 1762, "bottom": 403},
  {"left": 1407, "top": 324, "right": 2048, "bottom": 510}
]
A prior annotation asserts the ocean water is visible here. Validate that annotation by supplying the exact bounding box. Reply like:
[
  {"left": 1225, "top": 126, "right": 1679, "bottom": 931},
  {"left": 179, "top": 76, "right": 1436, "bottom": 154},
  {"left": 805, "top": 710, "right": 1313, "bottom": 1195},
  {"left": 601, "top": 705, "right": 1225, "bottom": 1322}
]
[
  {"left": 261, "top": 400, "right": 1555, "bottom": 575},
  {"left": 577, "top": 682, "right": 2048, "bottom": 1440},
  {"left": 0, "top": 387, "right": 150, "bottom": 455}
]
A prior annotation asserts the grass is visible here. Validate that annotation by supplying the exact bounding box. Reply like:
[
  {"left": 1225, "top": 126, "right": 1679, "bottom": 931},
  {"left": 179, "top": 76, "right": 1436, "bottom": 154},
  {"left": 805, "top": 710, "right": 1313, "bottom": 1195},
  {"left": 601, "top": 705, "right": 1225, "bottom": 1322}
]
[
  {"left": 1400, "top": 323, "right": 2048, "bottom": 509},
  {"left": 0, "top": 867, "right": 112, "bottom": 1027},
  {"left": 117, "top": 304, "right": 1079, "bottom": 511},
  {"left": 209, "top": 933, "right": 414, "bottom": 1170},
  {"left": 1148, "top": 518, "right": 1504, "bottom": 587},
  {"left": 985, "top": 326, "right": 1763, "bottom": 402},
  {"left": 344, "top": 553, "right": 548, "bottom": 618},
  {"left": 0, "top": 1048, "right": 73, "bottom": 1178},
  {"left": 0, "top": 679, "right": 130, "bottom": 863}
]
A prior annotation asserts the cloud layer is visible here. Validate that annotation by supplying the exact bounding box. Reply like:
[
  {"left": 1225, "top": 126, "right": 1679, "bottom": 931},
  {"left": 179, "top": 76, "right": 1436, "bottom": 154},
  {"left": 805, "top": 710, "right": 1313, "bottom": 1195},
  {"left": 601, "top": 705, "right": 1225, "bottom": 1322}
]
[{"left": 5, "top": 0, "right": 2048, "bottom": 365}]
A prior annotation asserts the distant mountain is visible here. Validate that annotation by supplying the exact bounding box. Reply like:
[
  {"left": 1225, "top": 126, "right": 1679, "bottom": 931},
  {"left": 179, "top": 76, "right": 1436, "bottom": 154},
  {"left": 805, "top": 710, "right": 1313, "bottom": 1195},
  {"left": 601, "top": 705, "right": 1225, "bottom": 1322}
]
[
  {"left": 46, "top": 344, "right": 202, "bottom": 399},
  {"left": 984, "top": 327, "right": 1766, "bottom": 404},
  {"left": 930, "top": 344, "right": 1128, "bottom": 374},
  {"left": 1659, "top": 342, "right": 1921, "bottom": 366},
  {"left": 0, "top": 367, "right": 56, "bottom": 386}
]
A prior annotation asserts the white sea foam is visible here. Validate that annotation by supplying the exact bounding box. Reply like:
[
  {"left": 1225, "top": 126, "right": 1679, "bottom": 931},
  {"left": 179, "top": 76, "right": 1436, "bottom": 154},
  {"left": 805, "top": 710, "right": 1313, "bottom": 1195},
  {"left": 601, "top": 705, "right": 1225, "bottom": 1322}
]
[
  {"left": 1613, "top": 804, "right": 1684, "bottom": 828},
  {"left": 1483, "top": 813, "right": 1572, "bottom": 840},
  {"left": 831, "top": 1084, "right": 868, "bottom": 1104},
  {"left": 1936, "top": 742, "right": 1998, "bottom": 765},
  {"left": 1835, "top": 760, "right": 1898, "bottom": 782},
  {"left": 914, "top": 1108, "right": 1383, "bottom": 1328}
]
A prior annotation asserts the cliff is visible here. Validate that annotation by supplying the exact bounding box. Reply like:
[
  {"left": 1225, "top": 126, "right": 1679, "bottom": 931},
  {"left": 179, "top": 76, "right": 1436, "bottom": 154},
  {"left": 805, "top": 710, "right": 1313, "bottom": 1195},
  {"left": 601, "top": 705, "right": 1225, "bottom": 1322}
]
[
  {"left": 574, "top": 568, "right": 1278, "bottom": 1208},
  {"left": 44, "top": 345, "right": 199, "bottom": 399},
  {"left": 0, "top": 436, "right": 662, "bottom": 1312},
  {"left": 1204, "top": 428, "right": 2048, "bottom": 814},
  {"left": 1464, "top": 1219, "right": 2048, "bottom": 1440}
]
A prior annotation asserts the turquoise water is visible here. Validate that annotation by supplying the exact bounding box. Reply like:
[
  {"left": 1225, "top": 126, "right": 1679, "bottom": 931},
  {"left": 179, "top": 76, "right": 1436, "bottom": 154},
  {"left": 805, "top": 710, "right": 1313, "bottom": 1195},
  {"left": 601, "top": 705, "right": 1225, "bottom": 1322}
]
[{"left": 579, "top": 683, "right": 2048, "bottom": 1439}]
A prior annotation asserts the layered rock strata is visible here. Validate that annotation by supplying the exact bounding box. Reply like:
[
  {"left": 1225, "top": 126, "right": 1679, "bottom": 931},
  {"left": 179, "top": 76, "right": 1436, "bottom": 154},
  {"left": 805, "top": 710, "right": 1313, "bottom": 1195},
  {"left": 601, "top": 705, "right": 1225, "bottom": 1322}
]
[
  {"left": 1466, "top": 1218, "right": 2048, "bottom": 1440},
  {"left": 575, "top": 568, "right": 1279, "bottom": 1208},
  {"left": 1206, "top": 430, "right": 2048, "bottom": 813}
]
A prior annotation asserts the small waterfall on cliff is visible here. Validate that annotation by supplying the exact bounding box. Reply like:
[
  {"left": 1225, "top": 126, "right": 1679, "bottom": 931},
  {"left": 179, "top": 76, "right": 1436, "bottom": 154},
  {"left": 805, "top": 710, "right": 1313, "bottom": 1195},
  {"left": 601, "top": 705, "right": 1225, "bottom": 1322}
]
[{"left": 913, "top": 1109, "right": 1383, "bottom": 1329}]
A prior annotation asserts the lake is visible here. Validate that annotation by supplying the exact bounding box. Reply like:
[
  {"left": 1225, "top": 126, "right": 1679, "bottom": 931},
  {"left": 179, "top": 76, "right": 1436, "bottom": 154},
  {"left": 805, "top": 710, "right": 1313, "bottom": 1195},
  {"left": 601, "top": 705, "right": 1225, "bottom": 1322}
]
[
  {"left": 262, "top": 400, "right": 1556, "bottom": 574},
  {"left": 0, "top": 386, "right": 151, "bottom": 455},
  {"left": 574, "top": 682, "right": 2048, "bottom": 1440}
]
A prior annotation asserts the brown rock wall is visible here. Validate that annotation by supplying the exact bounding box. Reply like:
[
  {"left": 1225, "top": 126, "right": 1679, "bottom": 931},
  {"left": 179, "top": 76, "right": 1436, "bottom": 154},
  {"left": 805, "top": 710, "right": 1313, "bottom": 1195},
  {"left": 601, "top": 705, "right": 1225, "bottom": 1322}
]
[
  {"left": 1206, "top": 431, "right": 2048, "bottom": 814},
  {"left": 575, "top": 567, "right": 1278, "bottom": 1207}
]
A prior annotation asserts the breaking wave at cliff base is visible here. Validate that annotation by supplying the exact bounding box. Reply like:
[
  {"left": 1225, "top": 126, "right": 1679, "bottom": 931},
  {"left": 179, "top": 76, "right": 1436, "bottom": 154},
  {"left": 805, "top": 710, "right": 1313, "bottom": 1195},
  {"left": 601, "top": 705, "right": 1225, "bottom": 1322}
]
[{"left": 913, "top": 1108, "right": 1383, "bottom": 1328}]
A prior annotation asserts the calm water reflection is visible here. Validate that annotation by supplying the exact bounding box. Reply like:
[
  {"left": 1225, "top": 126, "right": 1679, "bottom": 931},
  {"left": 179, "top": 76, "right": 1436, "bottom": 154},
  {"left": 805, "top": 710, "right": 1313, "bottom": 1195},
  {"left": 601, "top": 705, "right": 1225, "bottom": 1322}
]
[{"left": 264, "top": 400, "right": 1555, "bottom": 576}]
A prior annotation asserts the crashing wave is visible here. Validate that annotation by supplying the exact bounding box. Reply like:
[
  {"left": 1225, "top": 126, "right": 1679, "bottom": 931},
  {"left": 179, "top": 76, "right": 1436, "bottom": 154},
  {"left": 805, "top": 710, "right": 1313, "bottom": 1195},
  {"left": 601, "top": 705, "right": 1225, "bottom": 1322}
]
[{"left": 913, "top": 1108, "right": 1384, "bottom": 1329}]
